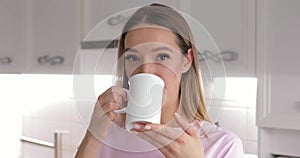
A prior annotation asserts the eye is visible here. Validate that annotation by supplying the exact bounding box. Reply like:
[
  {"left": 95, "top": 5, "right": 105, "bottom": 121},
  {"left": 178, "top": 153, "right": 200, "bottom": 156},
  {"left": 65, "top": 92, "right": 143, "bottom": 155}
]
[
  {"left": 125, "top": 54, "right": 140, "bottom": 62},
  {"left": 157, "top": 53, "right": 170, "bottom": 61}
]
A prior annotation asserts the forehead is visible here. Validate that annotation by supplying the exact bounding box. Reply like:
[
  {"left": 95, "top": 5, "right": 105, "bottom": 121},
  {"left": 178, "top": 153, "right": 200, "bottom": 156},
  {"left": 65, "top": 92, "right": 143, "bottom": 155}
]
[{"left": 124, "top": 26, "right": 180, "bottom": 50}]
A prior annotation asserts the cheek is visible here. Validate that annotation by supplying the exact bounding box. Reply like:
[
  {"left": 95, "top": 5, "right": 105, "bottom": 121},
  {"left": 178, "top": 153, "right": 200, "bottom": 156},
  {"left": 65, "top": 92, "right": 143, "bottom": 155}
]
[
  {"left": 125, "top": 63, "right": 134, "bottom": 77},
  {"left": 162, "top": 64, "right": 184, "bottom": 83},
  {"left": 159, "top": 67, "right": 181, "bottom": 88},
  {"left": 159, "top": 68, "right": 181, "bottom": 103},
  {"left": 162, "top": 58, "right": 186, "bottom": 77}
]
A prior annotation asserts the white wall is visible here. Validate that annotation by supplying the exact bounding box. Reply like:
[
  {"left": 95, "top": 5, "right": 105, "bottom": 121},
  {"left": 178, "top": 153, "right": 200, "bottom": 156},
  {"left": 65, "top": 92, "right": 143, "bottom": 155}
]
[
  {"left": 208, "top": 77, "right": 258, "bottom": 154},
  {"left": 0, "top": 75, "right": 22, "bottom": 158},
  {"left": 0, "top": 74, "right": 113, "bottom": 158}
]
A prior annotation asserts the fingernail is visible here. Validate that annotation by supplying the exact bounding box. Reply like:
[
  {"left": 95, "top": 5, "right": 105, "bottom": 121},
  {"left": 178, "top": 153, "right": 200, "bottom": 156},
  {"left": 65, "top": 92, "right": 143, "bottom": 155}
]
[
  {"left": 133, "top": 124, "right": 141, "bottom": 130},
  {"left": 144, "top": 125, "right": 152, "bottom": 130},
  {"left": 175, "top": 112, "right": 181, "bottom": 118}
]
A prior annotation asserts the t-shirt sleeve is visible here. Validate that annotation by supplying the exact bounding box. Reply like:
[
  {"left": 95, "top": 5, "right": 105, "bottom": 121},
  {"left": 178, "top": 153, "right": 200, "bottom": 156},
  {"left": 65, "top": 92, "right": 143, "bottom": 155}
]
[{"left": 222, "top": 137, "right": 244, "bottom": 158}]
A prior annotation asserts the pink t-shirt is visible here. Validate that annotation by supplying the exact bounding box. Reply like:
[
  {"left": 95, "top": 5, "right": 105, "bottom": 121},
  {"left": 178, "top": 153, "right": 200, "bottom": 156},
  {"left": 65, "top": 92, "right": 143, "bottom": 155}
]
[{"left": 97, "top": 120, "right": 244, "bottom": 158}]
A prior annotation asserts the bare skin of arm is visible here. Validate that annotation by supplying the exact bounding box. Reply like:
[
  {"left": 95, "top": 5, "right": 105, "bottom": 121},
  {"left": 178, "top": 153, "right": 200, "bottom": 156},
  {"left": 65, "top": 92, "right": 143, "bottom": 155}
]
[
  {"left": 75, "top": 86, "right": 127, "bottom": 158},
  {"left": 75, "top": 131, "right": 101, "bottom": 158}
]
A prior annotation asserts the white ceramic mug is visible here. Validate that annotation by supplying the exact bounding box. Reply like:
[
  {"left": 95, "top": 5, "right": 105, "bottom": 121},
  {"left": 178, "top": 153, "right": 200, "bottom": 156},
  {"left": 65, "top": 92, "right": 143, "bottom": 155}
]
[{"left": 115, "top": 73, "right": 165, "bottom": 131}]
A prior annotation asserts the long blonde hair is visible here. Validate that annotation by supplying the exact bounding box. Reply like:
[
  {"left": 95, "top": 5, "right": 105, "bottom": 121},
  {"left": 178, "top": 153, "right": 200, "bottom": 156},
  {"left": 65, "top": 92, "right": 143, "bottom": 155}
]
[{"left": 116, "top": 3, "right": 211, "bottom": 123}]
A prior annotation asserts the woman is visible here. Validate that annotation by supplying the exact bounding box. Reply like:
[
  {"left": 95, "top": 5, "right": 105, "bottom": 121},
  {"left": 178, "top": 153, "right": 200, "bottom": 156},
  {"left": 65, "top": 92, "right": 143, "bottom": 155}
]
[{"left": 75, "top": 3, "right": 243, "bottom": 158}]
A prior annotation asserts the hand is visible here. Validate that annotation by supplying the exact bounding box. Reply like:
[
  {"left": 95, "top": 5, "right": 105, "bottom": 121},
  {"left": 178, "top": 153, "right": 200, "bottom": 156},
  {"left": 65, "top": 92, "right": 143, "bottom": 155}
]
[
  {"left": 131, "top": 113, "right": 205, "bottom": 158},
  {"left": 88, "top": 86, "right": 127, "bottom": 140}
]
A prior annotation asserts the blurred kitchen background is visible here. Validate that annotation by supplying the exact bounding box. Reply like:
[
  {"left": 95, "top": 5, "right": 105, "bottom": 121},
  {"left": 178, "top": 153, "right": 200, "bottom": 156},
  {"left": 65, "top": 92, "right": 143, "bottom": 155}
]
[{"left": 1, "top": 0, "right": 300, "bottom": 158}]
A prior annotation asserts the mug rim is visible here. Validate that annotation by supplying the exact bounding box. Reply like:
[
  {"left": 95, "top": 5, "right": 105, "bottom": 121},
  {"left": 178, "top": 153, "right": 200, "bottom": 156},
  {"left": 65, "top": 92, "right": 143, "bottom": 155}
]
[{"left": 128, "top": 73, "right": 165, "bottom": 86}]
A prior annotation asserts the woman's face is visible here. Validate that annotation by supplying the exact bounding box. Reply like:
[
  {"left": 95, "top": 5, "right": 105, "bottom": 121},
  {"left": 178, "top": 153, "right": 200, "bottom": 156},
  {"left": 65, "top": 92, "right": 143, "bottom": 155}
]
[{"left": 123, "top": 26, "right": 192, "bottom": 101}]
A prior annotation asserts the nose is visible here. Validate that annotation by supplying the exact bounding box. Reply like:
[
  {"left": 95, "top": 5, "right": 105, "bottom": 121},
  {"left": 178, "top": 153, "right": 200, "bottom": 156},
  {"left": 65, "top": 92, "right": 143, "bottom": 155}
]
[
  {"left": 132, "top": 63, "right": 156, "bottom": 75},
  {"left": 141, "top": 63, "right": 153, "bottom": 73}
]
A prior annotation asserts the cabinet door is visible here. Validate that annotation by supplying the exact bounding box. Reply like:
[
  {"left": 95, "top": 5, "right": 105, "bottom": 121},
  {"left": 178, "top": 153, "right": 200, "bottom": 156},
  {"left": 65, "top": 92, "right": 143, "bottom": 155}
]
[
  {"left": 257, "top": 2, "right": 300, "bottom": 157},
  {"left": 24, "top": 0, "right": 81, "bottom": 74},
  {"left": 82, "top": 0, "right": 178, "bottom": 41},
  {"left": 189, "top": 0, "right": 256, "bottom": 77},
  {"left": 0, "top": 0, "right": 22, "bottom": 73},
  {"left": 257, "top": 0, "right": 300, "bottom": 130}
]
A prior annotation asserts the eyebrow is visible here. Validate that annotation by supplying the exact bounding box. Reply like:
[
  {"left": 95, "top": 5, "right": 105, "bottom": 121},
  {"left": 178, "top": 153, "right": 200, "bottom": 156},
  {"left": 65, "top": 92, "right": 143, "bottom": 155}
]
[
  {"left": 124, "top": 47, "right": 138, "bottom": 53},
  {"left": 151, "top": 46, "right": 173, "bottom": 53},
  {"left": 124, "top": 46, "right": 174, "bottom": 54}
]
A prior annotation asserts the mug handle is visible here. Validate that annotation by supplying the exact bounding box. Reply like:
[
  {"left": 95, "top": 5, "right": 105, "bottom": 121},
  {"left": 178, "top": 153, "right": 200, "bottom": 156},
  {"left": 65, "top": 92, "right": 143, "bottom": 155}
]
[{"left": 114, "top": 88, "right": 129, "bottom": 114}]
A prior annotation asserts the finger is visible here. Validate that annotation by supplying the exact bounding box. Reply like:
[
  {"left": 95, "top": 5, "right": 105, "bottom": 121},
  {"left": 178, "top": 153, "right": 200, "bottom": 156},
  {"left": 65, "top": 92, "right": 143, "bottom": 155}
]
[
  {"left": 98, "top": 92, "right": 124, "bottom": 107},
  {"left": 99, "top": 86, "right": 127, "bottom": 102},
  {"left": 133, "top": 123, "right": 183, "bottom": 141},
  {"left": 101, "top": 102, "right": 121, "bottom": 114},
  {"left": 106, "top": 111, "right": 118, "bottom": 121},
  {"left": 100, "top": 95, "right": 121, "bottom": 108},
  {"left": 100, "top": 94, "right": 123, "bottom": 106},
  {"left": 92, "top": 103, "right": 118, "bottom": 122},
  {"left": 132, "top": 123, "right": 185, "bottom": 148},
  {"left": 93, "top": 101, "right": 105, "bottom": 116},
  {"left": 174, "top": 113, "right": 198, "bottom": 137}
]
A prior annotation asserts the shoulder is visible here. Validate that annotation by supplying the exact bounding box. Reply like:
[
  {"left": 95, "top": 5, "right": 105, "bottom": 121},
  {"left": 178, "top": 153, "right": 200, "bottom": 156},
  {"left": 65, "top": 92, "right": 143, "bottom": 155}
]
[{"left": 192, "top": 120, "right": 244, "bottom": 158}]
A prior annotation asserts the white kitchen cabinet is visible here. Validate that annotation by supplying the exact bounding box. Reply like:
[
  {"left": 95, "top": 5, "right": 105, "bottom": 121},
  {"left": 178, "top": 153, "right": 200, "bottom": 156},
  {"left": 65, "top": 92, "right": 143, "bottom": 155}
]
[
  {"left": 22, "top": 0, "right": 81, "bottom": 74},
  {"left": 189, "top": 0, "right": 256, "bottom": 77},
  {"left": 256, "top": 0, "right": 300, "bottom": 157},
  {"left": 0, "top": 0, "right": 23, "bottom": 73},
  {"left": 4, "top": 0, "right": 255, "bottom": 74},
  {"left": 80, "top": 0, "right": 257, "bottom": 76},
  {"left": 0, "top": 0, "right": 81, "bottom": 74}
]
